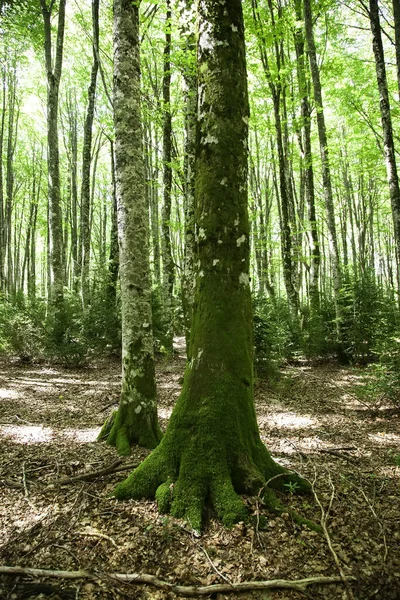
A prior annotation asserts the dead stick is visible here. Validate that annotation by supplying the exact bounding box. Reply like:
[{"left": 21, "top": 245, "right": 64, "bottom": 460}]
[
  {"left": 57, "top": 459, "right": 125, "bottom": 484},
  {"left": 0, "top": 566, "right": 356, "bottom": 596}
]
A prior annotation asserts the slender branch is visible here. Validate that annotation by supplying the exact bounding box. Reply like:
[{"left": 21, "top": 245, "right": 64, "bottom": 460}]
[
  {"left": 56, "top": 459, "right": 127, "bottom": 485},
  {"left": 311, "top": 474, "right": 355, "bottom": 600},
  {"left": 0, "top": 566, "right": 357, "bottom": 597}
]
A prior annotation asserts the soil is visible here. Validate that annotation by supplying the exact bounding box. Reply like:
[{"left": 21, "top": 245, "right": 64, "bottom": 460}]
[{"left": 0, "top": 340, "right": 399, "bottom": 600}]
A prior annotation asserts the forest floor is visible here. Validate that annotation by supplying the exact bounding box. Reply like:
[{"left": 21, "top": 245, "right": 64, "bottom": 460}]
[{"left": 0, "top": 339, "right": 399, "bottom": 600}]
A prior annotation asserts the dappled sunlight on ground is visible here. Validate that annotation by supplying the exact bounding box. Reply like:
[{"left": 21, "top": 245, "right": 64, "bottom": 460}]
[
  {"left": 0, "top": 424, "right": 100, "bottom": 444},
  {"left": 267, "top": 411, "right": 317, "bottom": 429},
  {"left": 368, "top": 432, "right": 400, "bottom": 446},
  {"left": 0, "top": 388, "right": 19, "bottom": 400},
  {"left": 0, "top": 425, "right": 53, "bottom": 443}
]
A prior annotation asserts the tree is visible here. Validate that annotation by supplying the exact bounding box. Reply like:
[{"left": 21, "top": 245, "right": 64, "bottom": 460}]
[
  {"left": 113, "top": 0, "right": 308, "bottom": 532},
  {"left": 41, "top": 0, "right": 67, "bottom": 343},
  {"left": 99, "top": 0, "right": 161, "bottom": 453},
  {"left": 367, "top": 0, "right": 400, "bottom": 296},
  {"left": 161, "top": 0, "right": 174, "bottom": 352},
  {"left": 80, "top": 0, "right": 100, "bottom": 308}
]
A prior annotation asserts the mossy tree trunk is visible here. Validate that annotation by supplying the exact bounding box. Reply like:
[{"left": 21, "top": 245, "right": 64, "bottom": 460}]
[
  {"left": 161, "top": 0, "right": 175, "bottom": 352},
  {"left": 41, "top": 0, "right": 67, "bottom": 344},
  {"left": 80, "top": 0, "right": 100, "bottom": 309},
  {"left": 113, "top": 0, "right": 309, "bottom": 531},
  {"left": 181, "top": 0, "right": 197, "bottom": 358},
  {"left": 99, "top": 0, "right": 161, "bottom": 453}
]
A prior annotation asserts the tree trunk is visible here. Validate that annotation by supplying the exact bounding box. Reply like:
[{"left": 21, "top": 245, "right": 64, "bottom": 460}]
[
  {"left": 393, "top": 0, "right": 400, "bottom": 97},
  {"left": 41, "top": 0, "right": 67, "bottom": 343},
  {"left": 369, "top": 0, "right": 400, "bottom": 297},
  {"left": 181, "top": 1, "right": 196, "bottom": 357},
  {"left": 0, "top": 66, "right": 6, "bottom": 292},
  {"left": 303, "top": 0, "right": 344, "bottom": 352},
  {"left": 99, "top": 0, "right": 161, "bottom": 453},
  {"left": 251, "top": 0, "right": 299, "bottom": 315},
  {"left": 294, "top": 0, "right": 320, "bottom": 312},
  {"left": 106, "top": 138, "right": 119, "bottom": 302},
  {"left": 65, "top": 90, "right": 79, "bottom": 293},
  {"left": 113, "top": 0, "right": 309, "bottom": 531},
  {"left": 161, "top": 0, "right": 174, "bottom": 352},
  {"left": 80, "top": 0, "right": 100, "bottom": 308}
]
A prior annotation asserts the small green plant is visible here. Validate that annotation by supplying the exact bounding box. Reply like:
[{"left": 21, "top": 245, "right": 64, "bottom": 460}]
[{"left": 283, "top": 481, "right": 300, "bottom": 494}]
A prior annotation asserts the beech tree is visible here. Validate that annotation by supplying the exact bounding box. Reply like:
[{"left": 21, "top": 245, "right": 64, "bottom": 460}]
[
  {"left": 113, "top": 0, "right": 308, "bottom": 531},
  {"left": 99, "top": 0, "right": 161, "bottom": 452},
  {"left": 41, "top": 0, "right": 67, "bottom": 342}
]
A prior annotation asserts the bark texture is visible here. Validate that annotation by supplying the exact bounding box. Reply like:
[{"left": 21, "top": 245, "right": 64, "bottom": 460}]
[
  {"left": 80, "top": 0, "right": 100, "bottom": 307},
  {"left": 41, "top": 0, "right": 67, "bottom": 343},
  {"left": 369, "top": 0, "right": 400, "bottom": 296},
  {"left": 161, "top": 0, "right": 175, "bottom": 352},
  {"left": 113, "top": 0, "right": 308, "bottom": 531},
  {"left": 100, "top": 0, "right": 161, "bottom": 452},
  {"left": 303, "top": 0, "right": 344, "bottom": 351}
]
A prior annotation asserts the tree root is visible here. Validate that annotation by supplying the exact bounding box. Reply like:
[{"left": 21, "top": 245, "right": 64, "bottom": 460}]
[{"left": 0, "top": 566, "right": 356, "bottom": 596}]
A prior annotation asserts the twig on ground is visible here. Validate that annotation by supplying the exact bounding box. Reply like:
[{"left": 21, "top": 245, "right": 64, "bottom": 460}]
[
  {"left": 57, "top": 459, "right": 126, "bottom": 484},
  {"left": 0, "top": 566, "right": 357, "bottom": 596},
  {"left": 0, "top": 479, "right": 24, "bottom": 490},
  {"left": 342, "top": 477, "right": 388, "bottom": 564},
  {"left": 22, "top": 462, "right": 29, "bottom": 498},
  {"left": 311, "top": 473, "right": 355, "bottom": 600},
  {"left": 77, "top": 527, "right": 118, "bottom": 548},
  {"left": 197, "top": 544, "right": 233, "bottom": 586},
  {"left": 318, "top": 449, "right": 358, "bottom": 463}
]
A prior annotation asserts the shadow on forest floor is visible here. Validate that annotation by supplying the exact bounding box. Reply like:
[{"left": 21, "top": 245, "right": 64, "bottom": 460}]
[{"left": 0, "top": 346, "right": 399, "bottom": 599}]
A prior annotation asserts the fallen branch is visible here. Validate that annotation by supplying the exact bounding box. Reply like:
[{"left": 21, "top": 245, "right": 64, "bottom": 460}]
[
  {"left": 0, "top": 479, "right": 24, "bottom": 490},
  {"left": 318, "top": 449, "right": 358, "bottom": 463},
  {"left": 57, "top": 459, "right": 126, "bottom": 484},
  {"left": 0, "top": 566, "right": 356, "bottom": 596}
]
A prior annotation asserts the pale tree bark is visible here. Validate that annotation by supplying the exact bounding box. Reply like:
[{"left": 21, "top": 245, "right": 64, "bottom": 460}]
[
  {"left": 180, "top": 0, "right": 196, "bottom": 357},
  {"left": 64, "top": 90, "right": 79, "bottom": 291},
  {"left": 41, "top": 0, "right": 67, "bottom": 343},
  {"left": 368, "top": 0, "right": 400, "bottom": 297},
  {"left": 252, "top": 0, "right": 299, "bottom": 315},
  {"left": 109, "top": 139, "right": 119, "bottom": 291},
  {"left": 303, "top": 0, "right": 345, "bottom": 354},
  {"left": 81, "top": 0, "right": 100, "bottom": 308},
  {"left": 5, "top": 60, "right": 18, "bottom": 297},
  {"left": 392, "top": 0, "right": 400, "bottom": 97},
  {"left": 99, "top": 0, "right": 161, "bottom": 452},
  {"left": 294, "top": 0, "right": 320, "bottom": 312},
  {"left": 113, "top": 0, "right": 309, "bottom": 531},
  {"left": 0, "top": 66, "right": 5, "bottom": 292},
  {"left": 161, "top": 0, "right": 174, "bottom": 352}
]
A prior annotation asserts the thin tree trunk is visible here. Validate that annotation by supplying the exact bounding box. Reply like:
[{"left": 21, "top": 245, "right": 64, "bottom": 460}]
[
  {"left": 181, "top": 0, "right": 196, "bottom": 357},
  {"left": 294, "top": 0, "right": 320, "bottom": 312},
  {"left": 0, "top": 66, "right": 6, "bottom": 292},
  {"left": 41, "top": 0, "right": 67, "bottom": 343},
  {"left": 369, "top": 0, "right": 400, "bottom": 297},
  {"left": 81, "top": 0, "right": 100, "bottom": 308},
  {"left": 392, "top": 0, "right": 400, "bottom": 97},
  {"left": 303, "top": 0, "right": 344, "bottom": 354},
  {"left": 99, "top": 0, "right": 161, "bottom": 452},
  {"left": 161, "top": 0, "right": 174, "bottom": 351},
  {"left": 252, "top": 0, "right": 299, "bottom": 315}
]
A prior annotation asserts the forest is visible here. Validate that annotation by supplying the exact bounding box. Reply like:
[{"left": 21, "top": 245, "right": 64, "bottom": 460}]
[{"left": 0, "top": 0, "right": 399, "bottom": 598}]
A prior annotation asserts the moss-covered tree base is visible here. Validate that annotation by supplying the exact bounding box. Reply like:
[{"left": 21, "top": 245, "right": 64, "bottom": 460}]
[
  {"left": 113, "top": 370, "right": 310, "bottom": 531},
  {"left": 98, "top": 404, "right": 161, "bottom": 455}
]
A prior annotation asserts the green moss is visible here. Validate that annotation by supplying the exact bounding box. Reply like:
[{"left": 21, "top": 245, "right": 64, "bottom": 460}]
[
  {"left": 97, "top": 410, "right": 116, "bottom": 441},
  {"left": 99, "top": 396, "right": 162, "bottom": 454},
  {"left": 155, "top": 479, "right": 173, "bottom": 513}
]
